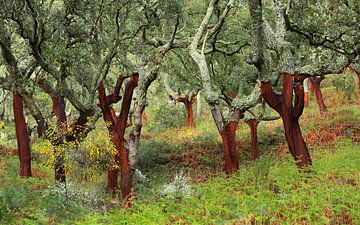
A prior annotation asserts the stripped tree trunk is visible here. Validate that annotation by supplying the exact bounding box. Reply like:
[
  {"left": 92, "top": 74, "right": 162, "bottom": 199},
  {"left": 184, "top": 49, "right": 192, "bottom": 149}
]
[
  {"left": 98, "top": 74, "right": 138, "bottom": 202},
  {"left": 184, "top": 100, "right": 195, "bottom": 128},
  {"left": 246, "top": 119, "right": 260, "bottom": 160},
  {"left": 309, "top": 76, "right": 327, "bottom": 114},
  {"left": 188, "top": 0, "right": 255, "bottom": 174},
  {"left": 220, "top": 121, "right": 239, "bottom": 173},
  {"left": 261, "top": 73, "right": 312, "bottom": 168},
  {"left": 178, "top": 94, "right": 196, "bottom": 128},
  {"left": 304, "top": 79, "right": 309, "bottom": 108},
  {"left": 164, "top": 73, "right": 197, "bottom": 129},
  {"left": 304, "top": 92, "right": 309, "bottom": 108},
  {"left": 52, "top": 97, "right": 67, "bottom": 183},
  {"left": 13, "top": 92, "right": 32, "bottom": 177}
]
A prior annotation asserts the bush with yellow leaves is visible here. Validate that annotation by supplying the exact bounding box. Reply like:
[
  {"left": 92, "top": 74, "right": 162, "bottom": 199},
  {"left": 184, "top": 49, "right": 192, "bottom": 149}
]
[{"left": 32, "top": 120, "right": 117, "bottom": 182}]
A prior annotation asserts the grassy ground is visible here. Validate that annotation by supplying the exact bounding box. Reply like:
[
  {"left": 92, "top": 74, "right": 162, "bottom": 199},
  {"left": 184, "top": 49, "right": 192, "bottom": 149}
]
[{"left": 0, "top": 82, "right": 359, "bottom": 224}]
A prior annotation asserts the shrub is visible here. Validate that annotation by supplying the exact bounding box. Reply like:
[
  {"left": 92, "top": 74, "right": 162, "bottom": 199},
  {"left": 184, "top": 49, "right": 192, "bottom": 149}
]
[
  {"left": 147, "top": 102, "right": 186, "bottom": 132},
  {"left": 332, "top": 73, "right": 356, "bottom": 101},
  {"left": 160, "top": 171, "right": 192, "bottom": 199},
  {"left": 43, "top": 182, "right": 105, "bottom": 210}
]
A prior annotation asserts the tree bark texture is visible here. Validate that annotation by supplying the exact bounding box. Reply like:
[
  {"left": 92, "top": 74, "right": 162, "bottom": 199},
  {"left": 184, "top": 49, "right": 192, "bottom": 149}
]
[
  {"left": 176, "top": 93, "right": 197, "bottom": 128},
  {"left": 309, "top": 76, "right": 327, "bottom": 114},
  {"left": 98, "top": 73, "right": 139, "bottom": 201},
  {"left": 261, "top": 73, "right": 312, "bottom": 168},
  {"left": 52, "top": 97, "right": 67, "bottom": 183},
  {"left": 246, "top": 119, "right": 260, "bottom": 160},
  {"left": 220, "top": 121, "right": 239, "bottom": 174},
  {"left": 13, "top": 92, "right": 32, "bottom": 177}
]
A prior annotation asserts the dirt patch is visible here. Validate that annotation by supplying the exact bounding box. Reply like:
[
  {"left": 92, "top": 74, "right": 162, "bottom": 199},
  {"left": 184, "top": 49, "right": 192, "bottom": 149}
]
[{"left": 304, "top": 120, "right": 360, "bottom": 146}]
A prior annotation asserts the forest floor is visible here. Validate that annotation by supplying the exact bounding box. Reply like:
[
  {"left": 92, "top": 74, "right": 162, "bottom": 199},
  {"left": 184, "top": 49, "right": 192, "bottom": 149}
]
[{"left": 1, "top": 83, "right": 360, "bottom": 224}]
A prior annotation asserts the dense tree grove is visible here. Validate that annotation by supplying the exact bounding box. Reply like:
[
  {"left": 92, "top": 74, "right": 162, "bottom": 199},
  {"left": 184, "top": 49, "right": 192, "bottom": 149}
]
[{"left": 0, "top": 0, "right": 359, "bottom": 222}]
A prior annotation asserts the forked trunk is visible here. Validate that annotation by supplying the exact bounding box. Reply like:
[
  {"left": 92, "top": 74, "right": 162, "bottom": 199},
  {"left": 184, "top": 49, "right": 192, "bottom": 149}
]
[
  {"left": 98, "top": 74, "right": 139, "bottom": 202},
  {"left": 246, "top": 119, "right": 259, "bottom": 160},
  {"left": 261, "top": 73, "right": 312, "bottom": 168},
  {"left": 309, "top": 76, "right": 327, "bottom": 114},
  {"left": 13, "top": 92, "right": 32, "bottom": 177},
  {"left": 220, "top": 121, "right": 239, "bottom": 174}
]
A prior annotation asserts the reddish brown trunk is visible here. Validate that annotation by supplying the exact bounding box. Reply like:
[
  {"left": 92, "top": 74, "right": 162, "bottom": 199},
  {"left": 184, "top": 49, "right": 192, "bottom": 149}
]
[
  {"left": 106, "top": 128, "right": 123, "bottom": 193},
  {"left": 261, "top": 72, "right": 312, "bottom": 168},
  {"left": 178, "top": 94, "right": 197, "bottom": 129},
  {"left": 13, "top": 92, "right": 32, "bottom": 177},
  {"left": 246, "top": 119, "right": 259, "bottom": 160},
  {"left": 220, "top": 121, "right": 239, "bottom": 174},
  {"left": 304, "top": 92, "right": 309, "bottom": 108},
  {"left": 52, "top": 97, "right": 67, "bottom": 183},
  {"left": 98, "top": 74, "right": 139, "bottom": 201},
  {"left": 309, "top": 76, "right": 327, "bottom": 114},
  {"left": 184, "top": 100, "right": 195, "bottom": 128}
]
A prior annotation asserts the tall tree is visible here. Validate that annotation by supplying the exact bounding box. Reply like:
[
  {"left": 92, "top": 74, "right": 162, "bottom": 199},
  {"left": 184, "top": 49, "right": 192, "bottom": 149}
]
[
  {"left": 249, "top": 0, "right": 312, "bottom": 167},
  {"left": 98, "top": 74, "right": 138, "bottom": 202},
  {"left": 188, "top": 0, "right": 260, "bottom": 173}
]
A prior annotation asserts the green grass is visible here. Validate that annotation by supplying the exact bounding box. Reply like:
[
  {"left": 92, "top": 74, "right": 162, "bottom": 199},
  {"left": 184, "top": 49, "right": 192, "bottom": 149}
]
[
  {"left": 1, "top": 84, "right": 359, "bottom": 224},
  {"left": 73, "top": 138, "right": 359, "bottom": 225}
]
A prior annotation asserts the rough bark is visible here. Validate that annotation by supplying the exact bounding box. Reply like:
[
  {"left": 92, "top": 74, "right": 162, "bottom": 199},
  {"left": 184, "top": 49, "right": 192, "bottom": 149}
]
[
  {"left": 188, "top": 0, "right": 251, "bottom": 174},
  {"left": 98, "top": 74, "right": 138, "bottom": 201},
  {"left": 196, "top": 91, "right": 201, "bottom": 119},
  {"left": 246, "top": 119, "right": 260, "bottom": 160},
  {"left": 261, "top": 73, "right": 312, "bottom": 168},
  {"left": 309, "top": 76, "right": 327, "bottom": 114},
  {"left": 128, "top": 69, "right": 158, "bottom": 184},
  {"left": 13, "top": 92, "right": 32, "bottom": 177}
]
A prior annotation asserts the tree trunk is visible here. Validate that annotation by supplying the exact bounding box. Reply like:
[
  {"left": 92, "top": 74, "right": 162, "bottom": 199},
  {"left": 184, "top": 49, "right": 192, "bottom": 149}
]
[
  {"left": 309, "top": 76, "right": 327, "bottom": 114},
  {"left": 220, "top": 121, "right": 239, "bottom": 173},
  {"left": 52, "top": 97, "right": 67, "bottom": 183},
  {"left": 107, "top": 128, "right": 132, "bottom": 199},
  {"left": 304, "top": 79, "right": 309, "bottom": 108},
  {"left": 304, "top": 92, "right": 309, "bottom": 108},
  {"left": 13, "top": 92, "right": 32, "bottom": 177},
  {"left": 246, "top": 119, "right": 259, "bottom": 160},
  {"left": 196, "top": 91, "right": 201, "bottom": 119},
  {"left": 184, "top": 100, "right": 195, "bottom": 128},
  {"left": 98, "top": 74, "right": 138, "bottom": 203},
  {"left": 261, "top": 73, "right": 312, "bottom": 168}
]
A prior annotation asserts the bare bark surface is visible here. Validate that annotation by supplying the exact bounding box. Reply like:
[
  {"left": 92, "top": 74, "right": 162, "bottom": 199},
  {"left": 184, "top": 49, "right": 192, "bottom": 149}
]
[
  {"left": 246, "top": 119, "right": 260, "bottom": 161},
  {"left": 13, "top": 92, "right": 32, "bottom": 177},
  {"left": 309, "top": 76, "right": 327, "bottom": 114},
  {"left": 98, "top": 73, "right": 138, "bottom": 202},
  {"left": 261, "top": 73, "right": 312, "bottom": 167}
]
